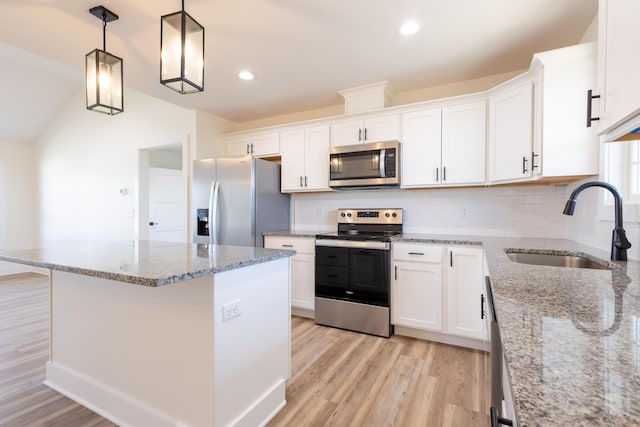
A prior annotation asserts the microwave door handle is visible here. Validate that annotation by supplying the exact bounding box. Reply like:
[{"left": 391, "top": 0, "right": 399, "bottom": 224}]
[{"left": 379, "top": 149, "right": 386, "bottom": 177}]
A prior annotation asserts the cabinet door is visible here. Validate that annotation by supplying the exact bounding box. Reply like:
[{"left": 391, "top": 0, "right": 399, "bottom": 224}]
[
  {"left": 363, "top": 114, "right": 399, "bottom": 143},
  {"left": 401, "top": 109, "right": 442, "bottom": 187},
  {"left": 489, "top": 81, "right": 533, "bottom": 182},
  {"left": 225, "top": 135, "right": 252, "bottom": 157},
  {"left": 598, "top": 0, "right": 640, "bottom": 134},
  {"left": 304, "top": 125, "right": 330, "bottom": 191},
  {"left": 291, "top": 253, "right": 315, "bottom": 310},
  {"left": 331, "top": 119, "right": 363, "bottom": 147},
  {"left": 446, "top": 247, "right": 484, "bottom": 340},
  {"left": 251, "top": 132, "right": 280, "bottom": 157},
  {"left": 264, "top": 236, "right": 316, "bottom": 311},
  {"left": 280, "top": 129, "right": 306, "bottom": 192},
  {"left": 442, "top": 102, "right": 486, "bottom": 185},
  {"left": 392, "top": 261, "right": 443, "bottom": 332}
]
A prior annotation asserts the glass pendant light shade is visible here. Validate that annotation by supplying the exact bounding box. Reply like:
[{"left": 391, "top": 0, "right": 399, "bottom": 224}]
[
  {"left": 86, "top": 6, "right": 123, "bottom": 115},
  {"left": 160, "top": 5, "right": 204, "bottom": 94},
  {"left": 86, "top": 48, "right": 123, "bottom": 115}
]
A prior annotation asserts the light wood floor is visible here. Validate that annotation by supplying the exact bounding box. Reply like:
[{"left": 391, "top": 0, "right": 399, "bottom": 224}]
[{"left": 0, "top": 273, "right": 489, "bottom": 426}]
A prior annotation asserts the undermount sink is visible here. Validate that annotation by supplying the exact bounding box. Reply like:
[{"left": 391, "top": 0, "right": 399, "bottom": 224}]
[{"left": 505, "top": 251, "right": 612, "bottom": 270}]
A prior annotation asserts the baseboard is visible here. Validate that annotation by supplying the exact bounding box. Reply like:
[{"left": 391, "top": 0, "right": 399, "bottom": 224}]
[
  {"left": 45, "top": 362, "right": 182, "bottom": 427},
  {"left": 394, "top": 326, "right": 489, "bottom": 352},
  {"left": 291, "top": 307, "right": 314, "bottom": 319},
  {"left": 231, "top": 379, "right": 286, "bottom": 427}
]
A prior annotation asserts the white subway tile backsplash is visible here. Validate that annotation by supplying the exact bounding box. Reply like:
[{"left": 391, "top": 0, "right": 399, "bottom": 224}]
[{"left": 291, "top": 180, "right": 640, "bottom": 260}]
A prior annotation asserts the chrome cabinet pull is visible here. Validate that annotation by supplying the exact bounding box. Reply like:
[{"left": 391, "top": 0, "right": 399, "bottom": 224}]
[
  {"left": 358, "top": 128, "right": 362, "bottom": 141},
  {"left": 299, "top": 176, "right": 303, "bottom": 187},
  {"left": 246, "top": 144, "right": 250, "bottom": 154},
  {"left": 450, "top": 250, "right": 453, "bottom": 267},
  {"left": 408, "top": 252, "right": 424, "bottom": 256},
  {"left": 443, "top": 166, "right": 447, "bottom": 182},
  {"left": 586, "top": 89, "right": 600, "bottom": 128},
  {"left": 304, "top": 176, "right": 308, "bottom": 187},
  {"left": 364, "top": 127, "right": 368, "bottom": 141},
  {"left": 394, "top": 265, "right": 397, "bottom": 280},
  {"left": 436, "top": 167, "right": 439, "bottom": 182},
  {"left": 522, "top": 156, "right": 528, "bottom": 174},
  {"left": 282, "top": 244, "right": 293, "bottom": 248},
  {"left": 532, "top": 152, "right": 539, "bottom": 170}
]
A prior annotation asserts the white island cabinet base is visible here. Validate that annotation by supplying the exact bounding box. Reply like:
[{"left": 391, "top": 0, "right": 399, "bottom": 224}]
[{"left": 44, "top": 257, "right": 291, "bottom": 427}]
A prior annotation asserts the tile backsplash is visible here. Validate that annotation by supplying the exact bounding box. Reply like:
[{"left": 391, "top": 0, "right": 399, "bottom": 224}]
[{"left": 292, "top": 181, "right": 640, "bottom": 261}]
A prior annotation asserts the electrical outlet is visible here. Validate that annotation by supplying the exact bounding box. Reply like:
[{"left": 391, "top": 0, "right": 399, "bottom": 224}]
[{"left": 222, "top": 299, "right": 241, "bottom": 321}]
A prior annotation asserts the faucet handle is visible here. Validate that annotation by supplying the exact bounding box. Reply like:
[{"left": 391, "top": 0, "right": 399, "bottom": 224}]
[{"left": 614, "top": 228, "right": 632, "bottom": 249}]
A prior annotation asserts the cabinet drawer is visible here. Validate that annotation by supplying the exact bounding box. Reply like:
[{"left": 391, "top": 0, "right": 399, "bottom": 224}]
[
  {"left": 393, "top": 243, "right": 442, "bottom": 263},
  {"left": 264, "top": 236, "right": 315, "bottom": 254}
]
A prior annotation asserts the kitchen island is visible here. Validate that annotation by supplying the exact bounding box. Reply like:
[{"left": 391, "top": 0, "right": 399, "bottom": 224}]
[{"left": 0, "top": 241, "right": 295, "bottom": 427}]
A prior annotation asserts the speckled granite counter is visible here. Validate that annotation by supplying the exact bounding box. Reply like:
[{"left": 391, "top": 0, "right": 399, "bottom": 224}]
[
  {"left": 0, "top": 240, "right": 295, "bottom": 286},
  {"left": 263, "top": 230, "right": 325, "bottom": 238},
  {"left": 396, "top": 234, "right": 640, "bottom": 426}
]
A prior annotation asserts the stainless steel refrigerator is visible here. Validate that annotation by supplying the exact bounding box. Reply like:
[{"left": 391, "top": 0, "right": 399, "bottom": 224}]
[{"left": 192, "top": 157, "right": 290, "bottom": 247}]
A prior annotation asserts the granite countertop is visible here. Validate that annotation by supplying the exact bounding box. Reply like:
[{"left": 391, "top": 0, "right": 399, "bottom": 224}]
[
  {"left": 478, "top": 237, "right": 640, "bottom": 426},
  {"left": 263, "top": 230, "right": 326, "bottom": 238},
  {"left": 0, "top": 241, "right": 295, "bottom": 287}
]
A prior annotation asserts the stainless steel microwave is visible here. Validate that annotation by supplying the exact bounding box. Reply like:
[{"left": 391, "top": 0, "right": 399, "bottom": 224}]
[{"left": 329, "top": 141, "right": 400, "bottom": 189}]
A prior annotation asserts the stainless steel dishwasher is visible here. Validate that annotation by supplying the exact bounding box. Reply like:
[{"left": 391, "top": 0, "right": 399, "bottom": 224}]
[{"left": 486, "top": 276, "right": 513, "bottom": 427}]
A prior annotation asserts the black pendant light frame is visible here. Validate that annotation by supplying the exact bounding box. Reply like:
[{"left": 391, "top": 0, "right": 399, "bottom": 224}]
[
  {"left": 86, "top": 5, "right": 124, "bottom": 115},
  {"left": 160, "top": 0, "right": 205, "bottom": 94}
]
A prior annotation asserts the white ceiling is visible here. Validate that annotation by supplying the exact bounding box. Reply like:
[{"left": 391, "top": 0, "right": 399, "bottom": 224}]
[{"left": 0, "top": 0, "right": 598, "bottom": 144}]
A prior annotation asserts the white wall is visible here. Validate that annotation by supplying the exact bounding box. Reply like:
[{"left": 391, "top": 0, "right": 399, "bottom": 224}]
[
  {"left": 0, "top": 140, "right": 35, "bottom": 250},
  {"left": 35, "top": 88, "right": 197, "bottom": 246}
]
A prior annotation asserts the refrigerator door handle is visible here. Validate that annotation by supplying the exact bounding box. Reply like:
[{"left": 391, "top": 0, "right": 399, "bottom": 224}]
[{"left": 209, "top": 181, "right": 220, "bottom": 245}]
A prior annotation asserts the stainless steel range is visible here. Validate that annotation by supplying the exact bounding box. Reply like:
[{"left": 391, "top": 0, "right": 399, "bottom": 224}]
[{"left": 315, "top": 208, "right": 403, "bottom": 337}]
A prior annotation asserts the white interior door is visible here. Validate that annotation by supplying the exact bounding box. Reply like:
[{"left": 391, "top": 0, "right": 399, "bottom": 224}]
[{"left": 148, "top": 167, "right": 186, "bottom": 242}]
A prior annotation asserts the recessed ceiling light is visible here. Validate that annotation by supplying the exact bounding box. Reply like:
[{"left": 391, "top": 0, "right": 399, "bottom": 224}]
[
  {"left": 238, "top": 70, "right": 254, "bottom": 80},
  {"left": 399, "top": 21, "right": 420, "bottom": 36}
]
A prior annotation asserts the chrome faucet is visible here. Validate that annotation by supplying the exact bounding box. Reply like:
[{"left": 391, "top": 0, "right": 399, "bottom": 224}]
[{"left": 562, "top": 181, "right": 631, "bottom": 261}]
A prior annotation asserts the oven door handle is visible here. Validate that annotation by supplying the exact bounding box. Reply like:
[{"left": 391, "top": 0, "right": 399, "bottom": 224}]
[{"left": 315, "top": 239, "right": 390, "bottom": 250}]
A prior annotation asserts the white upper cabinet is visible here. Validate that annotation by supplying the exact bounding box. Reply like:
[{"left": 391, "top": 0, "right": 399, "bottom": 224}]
[
  {"left": 225, "top": 131, "right": 280, "bottom": 157},
  {"left": 441, "top": 102, "right": 486, "bottom": 185},
  {"left": 331, "top": 114, "right": 399, "bottom": 147},
  {"left": 402, "top": 101, "right": 486, "bottom": 188},
  {"left": 532, "top": 42, "right": 598, "bottom": 177},
  {"left": 488, "top": 79, "right": 534, "bottom": 182},
  {"left": 597, "top": 0, "right": 640, "bottom": 138},
  {"left": 401, "top": 109, "right": 442, "bottom": 186},
  {"left": 280, "top": 125, "right": 330, "bottom": 192}
]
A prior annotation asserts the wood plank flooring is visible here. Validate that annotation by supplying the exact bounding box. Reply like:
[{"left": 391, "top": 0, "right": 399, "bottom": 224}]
[
  {"left": 0, "top": 273, "right": 489, "bottom": 426},
  {"left": 268, "top": 317, "right": 490, "bottom": 427}
]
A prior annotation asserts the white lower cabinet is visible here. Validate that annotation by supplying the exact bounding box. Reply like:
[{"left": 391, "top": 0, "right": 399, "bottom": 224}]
[
  {"left": 264, "top": 236, "right": 315, "bottom": 313},
  {"left": 392, "top": 242, "right": 485, "bottom": 348},
  {"left": 392, "top": 243, "right": 443, "bottom": 332},
  {"left": 445, "top": 246, "right": 485, "bottom": 340}
]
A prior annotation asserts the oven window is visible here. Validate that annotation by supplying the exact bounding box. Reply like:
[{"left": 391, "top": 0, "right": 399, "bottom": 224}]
[{"left": 330, "top": 151, "right": 381, "bottom": 180}]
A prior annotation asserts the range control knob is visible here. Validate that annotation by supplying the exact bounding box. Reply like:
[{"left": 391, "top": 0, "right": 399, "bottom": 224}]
[
  {"left": 347, "top": 212, "right": 352, "bottom": 217},
  {"left": 340, "top": 212, "right": 346, "bottom": 217},
  {"left": 392, "top": 212, "right": 397, "bottom": 218},
  {"left": 385, "top": 212, "right": 390, "bottom": 218}
]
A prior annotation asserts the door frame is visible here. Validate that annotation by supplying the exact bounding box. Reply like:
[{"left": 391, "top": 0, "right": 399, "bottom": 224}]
[{"left": 137, "top": 138, "right": 191, "bottom": 242}]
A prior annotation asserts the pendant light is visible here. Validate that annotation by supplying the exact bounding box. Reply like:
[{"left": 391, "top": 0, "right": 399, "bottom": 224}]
[
  {"left": 160, "top": 0, "right": 205, "bottom": 94},
  {"left": 86, "top": 6, "right": 123, "bottom": 115}
]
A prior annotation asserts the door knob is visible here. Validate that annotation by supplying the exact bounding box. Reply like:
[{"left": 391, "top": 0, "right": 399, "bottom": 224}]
[{"left": 149, "top": 221, "right": 159, "bottom": 226}]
